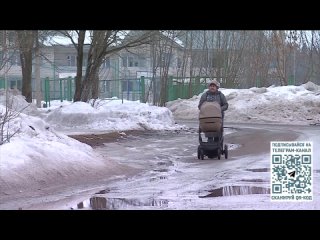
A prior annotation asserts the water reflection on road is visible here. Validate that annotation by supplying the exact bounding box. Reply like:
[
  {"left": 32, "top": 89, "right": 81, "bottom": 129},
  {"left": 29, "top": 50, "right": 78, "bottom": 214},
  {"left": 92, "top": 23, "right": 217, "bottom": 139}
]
[{"left": 71, "top": 122, "right": 320, "bottom": 210}]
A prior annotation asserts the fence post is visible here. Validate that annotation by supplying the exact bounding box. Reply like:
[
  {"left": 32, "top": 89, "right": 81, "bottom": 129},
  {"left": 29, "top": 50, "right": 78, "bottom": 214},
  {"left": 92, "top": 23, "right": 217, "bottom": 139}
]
[
  {"left": 195, "top": 76, "right": 200, "bottom": 96},
  {"left": 60, "top": 78, "right": 63, "bottom": 102},
  {"left": 68, "top": 77, "right": 72, "bottom": 101},
  {"left": 122, "top": 88, "right": 124, "bottom": 104},
  {"left": 288, "top": 75, "right": 293, "bottom": 85},
  {"left": 126, "top": 79, "right": 130, "bottom": 100},
  {"left": 0, "top": 77, "right": 4, "bottom": 89},
  {"left": 167, "top": 76, "right": 174, "bottom": 101},
  {"left": 44, "top": 77, "right": 50, "bottom": 107},
  {"left": 140, "top": 76, "right": 145, "bottom": 103},
  {"left": 256, "top": 78, "right": 260, "bottom": 88}
]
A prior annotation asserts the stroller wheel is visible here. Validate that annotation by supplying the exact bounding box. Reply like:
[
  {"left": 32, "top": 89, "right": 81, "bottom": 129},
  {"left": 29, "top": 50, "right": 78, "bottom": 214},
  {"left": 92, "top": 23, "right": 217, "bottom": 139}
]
[
  {"left": 200, "top": 149, "right": 204, "bottom": 160},
  {"left": 217, "top": 148, "right": 221, "bottom": 160},
  {"left": 224, "top": 144, "right": 228, "bottom": 159}
]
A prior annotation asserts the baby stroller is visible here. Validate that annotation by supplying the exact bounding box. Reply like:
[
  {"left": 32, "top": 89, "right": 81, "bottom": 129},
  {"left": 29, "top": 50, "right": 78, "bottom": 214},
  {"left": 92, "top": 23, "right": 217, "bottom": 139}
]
[{"left": 197, "top": 101, "right": 228, "bottom": 160}]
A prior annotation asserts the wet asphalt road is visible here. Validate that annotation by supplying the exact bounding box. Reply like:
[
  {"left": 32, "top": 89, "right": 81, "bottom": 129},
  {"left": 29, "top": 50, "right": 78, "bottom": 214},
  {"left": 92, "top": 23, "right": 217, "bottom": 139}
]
[
  {"left": 68, "top": 121, "right": 319, "bottom": 210},
  {"left": 2, "top": 121, "right": 319, "bottom": 209}
]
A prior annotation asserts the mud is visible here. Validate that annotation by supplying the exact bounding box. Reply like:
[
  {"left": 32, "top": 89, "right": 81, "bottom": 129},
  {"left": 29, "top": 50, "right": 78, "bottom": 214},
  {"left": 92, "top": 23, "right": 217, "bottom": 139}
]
[{"left": 69, "top": 130, "right": 146, "bottom": 147}]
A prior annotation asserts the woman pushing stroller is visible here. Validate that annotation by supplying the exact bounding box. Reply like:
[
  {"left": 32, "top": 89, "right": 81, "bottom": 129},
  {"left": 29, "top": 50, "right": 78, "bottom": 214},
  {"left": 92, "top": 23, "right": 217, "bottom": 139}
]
[
  {"left": 198, "top": 80, "right": 229, "bottom": 135},
  {"left": 198, "top": 79, "right": 228, "bottom": 117},
  {"left": 197, "top": 80, "right": 229, "bottom": 160}
]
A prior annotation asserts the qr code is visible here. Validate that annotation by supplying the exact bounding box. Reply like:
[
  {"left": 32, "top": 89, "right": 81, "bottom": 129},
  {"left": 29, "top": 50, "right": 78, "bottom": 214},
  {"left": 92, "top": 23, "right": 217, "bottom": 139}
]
[{"left": 271, "top": 142, "right": 312, "bottom": 201}]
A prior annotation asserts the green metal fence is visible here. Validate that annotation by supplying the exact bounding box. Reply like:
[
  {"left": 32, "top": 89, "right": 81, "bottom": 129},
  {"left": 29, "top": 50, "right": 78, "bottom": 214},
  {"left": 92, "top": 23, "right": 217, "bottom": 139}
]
[
  {"left": 1, "top": 75, "right": 212, "bottom": 107},
  {"left": 0, "top": 77, "right": 5, "bottom": 89},
  {"left": 43, "top": 77, "right": 146, "bottom": 106},
  {"left": 100, "top": 78, "right": 144, "bottom": 102},
  {"left": 167, "top": 76, "right": 212, "bottom": 101},
  {"left": 43, "top": 77, "right": 74, "bottom": 107}
]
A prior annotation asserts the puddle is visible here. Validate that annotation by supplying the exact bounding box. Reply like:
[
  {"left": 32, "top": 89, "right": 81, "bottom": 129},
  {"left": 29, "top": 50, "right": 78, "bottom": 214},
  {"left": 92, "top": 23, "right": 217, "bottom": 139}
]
[
  {"left": 96, "top": 189, "right": 111, "bottom": 194},
  {"left": 240, "top": 179, "right": 267, "bottom": 182},
  {"left": 75, "top": 196, "right": 169, "bottom": 210},
  {"left": 77, "top": 202, "right": 84, "bottom": 209},
  {"left": 246, "top": 168, "right": 269, "bottom": 172},
  {"left": 157, "top": 161, "right": 174, "bottom": 166},
  {"left": 200, "top": 185, "right": 270, "bottom": 198},
  {"left": 150, "top": 176, "right": 168, "bottom": 181},
  {"left": 153, "top": 169, "right": 168, "bottom": 172}
]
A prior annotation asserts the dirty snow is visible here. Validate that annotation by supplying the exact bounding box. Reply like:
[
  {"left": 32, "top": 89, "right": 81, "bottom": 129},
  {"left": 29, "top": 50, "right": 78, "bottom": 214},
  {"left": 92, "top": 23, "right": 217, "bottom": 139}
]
[
  {"left": 0, "top": 92, "right": 184, "bottom": 192},
  {"left": 43, "top": 99, "right": 184, "bottom": 133},
  {"left": 166, "top": 81, "right": 320, "bottom": 125}
]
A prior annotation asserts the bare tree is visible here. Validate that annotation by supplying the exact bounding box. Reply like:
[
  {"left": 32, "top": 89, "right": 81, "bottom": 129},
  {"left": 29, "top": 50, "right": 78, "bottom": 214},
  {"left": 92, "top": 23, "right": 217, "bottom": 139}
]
[
  {"left": 176, "top": 30, "right": 317, "bottom": 91},
  {"left": 59, "top": 30, "right": 86, "bottom": 102},
  {"left": 176, "top": 31, "right": 190, "bottom": 80},
  {"left": 239, "top": 31, "right": 272, "bottom": 87},
  {"left": 16, "top": 30, "right": 36, "bottom": 103},
  {"left": 0, "top": 90, "right": 29, "bottom": 145},
  {"left": 61, "top": 30, "right": 156, "bottom": 102},
  {"left": 178, "top": 31, "right": 250, "bottom": 88},
  {"left": 148, "top": 31, "right": 183, "bottom": 106},
  {"left": 300, "top": 30, "right": 320, "bottom": 84},
  {"left": 271, "top": 31, "right": 288, "bottom": 86},
  {"left": 301, "top": 30, "right": 314, "bottom": 83},
  {"left": 150, "top": 32, "right": 159, "bottom": 105},
  {"left": 0, "top": 31, "right": 19, "bottom": 87},
  {"left": 34, "top": 30, "right": 42, "bottom": 107}
]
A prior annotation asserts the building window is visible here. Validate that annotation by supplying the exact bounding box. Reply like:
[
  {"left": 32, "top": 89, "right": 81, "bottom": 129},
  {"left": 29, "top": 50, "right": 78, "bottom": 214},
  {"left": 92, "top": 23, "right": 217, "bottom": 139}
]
[
  {"left": 10, "top": 54, "right": 17, "bottom": 65},
  {"left": 139, "top": 56, "right": 146, "bottom": 67},
  {"left": 122, "top": 56, "right": 127, "bottom": 67},
  {"left": 123, "top": 55, "right": 140, "bottom": 68},
  {"left": 102, "top": 57, "right": 110, "bottom": 68},
  {"left": 67, "top": 55, "right": 76, "bottom": 66},
  {"left": 177, "top": 57, "right": 182, "bottom": 68},
  {"left": 17, "top": 55, "right": 21, "bottom": 66},
  {"left": 128, "top": 57, "right": 134, "bottom": 67}
]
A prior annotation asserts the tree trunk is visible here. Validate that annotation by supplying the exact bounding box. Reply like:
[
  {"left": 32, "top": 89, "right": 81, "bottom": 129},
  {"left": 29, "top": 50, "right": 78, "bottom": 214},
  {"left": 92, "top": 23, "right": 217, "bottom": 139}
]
[
  {"left": 16, "top": 31, "right": 36, "bottom": 103},
  {"left": 91, "top": 71, "right": 100, "bottom": 99},
  {"left": 81, "top": 46, "right": 102, "bottom": 102},
  {"left": 73, "top": 30, "right": 86, "bottom": 102},
  {"left": 20, "top": 52, "right": 33, "bottom": 102},
  {"left": 81, "top": 58, "right": 101, "bottom": 102},
  {"left": 272, "top": 31, "right": 287, "bottom": 86},
  {"left": 80, "top": 75, "right": 92, "bottom": 102},
  {"left": 35, "top": 30, "right": 42, "bottom": 107}
]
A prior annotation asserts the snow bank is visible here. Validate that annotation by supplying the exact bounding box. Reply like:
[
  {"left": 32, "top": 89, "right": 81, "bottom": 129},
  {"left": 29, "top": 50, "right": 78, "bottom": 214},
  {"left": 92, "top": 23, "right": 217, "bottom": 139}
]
[
  {"left": 45, "top": 100, "right": 185, "bottom": 132},
  {"left": 0, "top": 89, "right": 39, "bottom": 116},
  {"left": 167, "top": 82, "right": 320, "bottom": 125}
]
